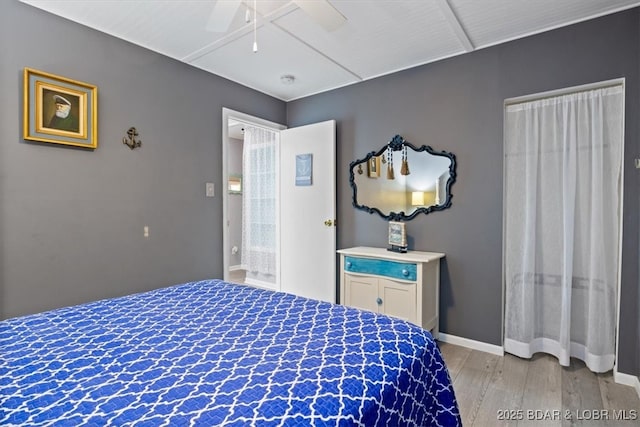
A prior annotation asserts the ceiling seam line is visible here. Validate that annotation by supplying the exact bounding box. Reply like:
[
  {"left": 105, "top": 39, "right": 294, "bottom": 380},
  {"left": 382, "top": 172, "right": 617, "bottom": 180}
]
[
  {"left": 434, "top": 0, "right": 474, "bottom": 52},
  {"left": 181, "top": 3, "right": 300, "bottom": 63},
  {"left": 183, "top": 27, "right": 255, "bottom": 63},
  {"left": 270, "top": 22, "right": 363, "bottom": 81}
]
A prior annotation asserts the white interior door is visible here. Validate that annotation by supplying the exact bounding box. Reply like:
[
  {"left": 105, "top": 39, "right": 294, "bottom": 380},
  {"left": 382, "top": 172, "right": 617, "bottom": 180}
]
[{"left": 280, "top": 120, "right": 336, "bottom": 303}]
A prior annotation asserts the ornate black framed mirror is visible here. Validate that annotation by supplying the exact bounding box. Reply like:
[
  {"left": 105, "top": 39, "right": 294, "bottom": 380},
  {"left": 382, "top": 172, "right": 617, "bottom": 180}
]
[{"left": 349, "top": 135, "right": 457, "bottom": 221}]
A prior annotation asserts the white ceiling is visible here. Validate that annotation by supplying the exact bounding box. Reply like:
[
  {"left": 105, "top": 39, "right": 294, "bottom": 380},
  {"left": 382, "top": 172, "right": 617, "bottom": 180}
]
[{"left": 20, "top": 0, "right": 640, "bottom": 101}]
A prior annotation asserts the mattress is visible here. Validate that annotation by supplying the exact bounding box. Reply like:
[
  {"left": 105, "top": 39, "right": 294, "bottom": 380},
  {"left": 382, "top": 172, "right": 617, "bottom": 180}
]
[{"left": 1, "top": 279, "right": 460, "bottom": 426}]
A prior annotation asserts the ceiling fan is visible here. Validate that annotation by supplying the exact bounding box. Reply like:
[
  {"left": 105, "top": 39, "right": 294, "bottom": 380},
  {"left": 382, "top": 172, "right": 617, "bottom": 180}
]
[{"left": 205, "top": 0, "right": 346, "bottom": 34}]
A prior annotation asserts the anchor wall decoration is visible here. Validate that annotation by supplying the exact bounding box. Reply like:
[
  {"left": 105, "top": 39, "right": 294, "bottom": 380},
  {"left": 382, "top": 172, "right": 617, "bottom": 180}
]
[{"left": 123, "top": 127, "right": 142, "bottom": 150}]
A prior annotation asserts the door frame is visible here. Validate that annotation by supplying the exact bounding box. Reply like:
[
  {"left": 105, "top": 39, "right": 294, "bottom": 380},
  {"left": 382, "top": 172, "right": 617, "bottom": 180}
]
[{"left": 221, "top": 108, "right": 286, "bottom": 285}]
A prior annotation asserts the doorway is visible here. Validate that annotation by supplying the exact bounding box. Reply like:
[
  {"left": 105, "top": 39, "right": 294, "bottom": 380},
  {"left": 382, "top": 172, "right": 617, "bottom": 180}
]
[
  {"left": 222, "top": 108, "right": 286, "bottom": 290},
  {"left": 502, "top": 79, "right": 624, "bottom": 373},
  {"left": 222, "top": 108, "right": 337, "bottom": 303}
]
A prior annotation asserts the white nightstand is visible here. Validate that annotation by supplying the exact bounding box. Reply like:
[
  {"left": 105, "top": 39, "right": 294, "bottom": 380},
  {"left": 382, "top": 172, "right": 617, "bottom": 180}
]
[{"left": 337, "top": 246, "right": 445, "bottom": 338}]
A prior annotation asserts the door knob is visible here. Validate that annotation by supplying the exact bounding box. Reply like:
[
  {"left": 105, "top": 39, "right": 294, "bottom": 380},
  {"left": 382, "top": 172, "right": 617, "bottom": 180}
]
[
  {"left": 324, "top": 219, "right": 337, "bottom": 227},
  {"left": 376, "top": 297, "right": 383, "bottom": 305}
]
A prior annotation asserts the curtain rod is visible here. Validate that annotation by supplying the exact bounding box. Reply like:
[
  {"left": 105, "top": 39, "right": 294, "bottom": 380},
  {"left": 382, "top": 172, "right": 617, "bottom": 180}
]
[{"left": 504, "top": 78, "right": 624, "bottom": 107}]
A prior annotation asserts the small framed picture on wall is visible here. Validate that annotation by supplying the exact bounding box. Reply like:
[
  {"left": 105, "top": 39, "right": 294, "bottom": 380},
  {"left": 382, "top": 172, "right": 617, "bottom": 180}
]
[{"left": 368, "top": 156, "right": 380, "bottom": 178}]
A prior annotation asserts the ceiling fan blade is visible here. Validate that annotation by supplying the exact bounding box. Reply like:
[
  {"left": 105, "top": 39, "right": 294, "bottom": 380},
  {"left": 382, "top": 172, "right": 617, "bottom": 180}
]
[
  {"left": 206, "top": 0, "right": 243, "bottom": 32},
  {"left": 292, "top": 0, "right": 346, "bottom": 32}
]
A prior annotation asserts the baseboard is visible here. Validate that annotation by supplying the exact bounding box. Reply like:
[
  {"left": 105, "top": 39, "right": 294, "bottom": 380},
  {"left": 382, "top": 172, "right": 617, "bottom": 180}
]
[
  {"left": 438, "top": 333, "right": 504, "bottom": 356},
  {"left": 229, "top": 265, "right": 243, "bottom": 272},
  {"left": 613, "top": 370, "right": 640, "bottom": 399}
]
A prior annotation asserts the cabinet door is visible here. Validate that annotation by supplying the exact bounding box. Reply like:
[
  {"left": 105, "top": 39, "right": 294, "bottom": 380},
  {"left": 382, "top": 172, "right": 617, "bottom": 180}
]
[
  {"left": 379, "top": 278, "right": 416, "bottom": 323},
  {"left": 344, "top": 274, "right": 379, "bottom": 313}
]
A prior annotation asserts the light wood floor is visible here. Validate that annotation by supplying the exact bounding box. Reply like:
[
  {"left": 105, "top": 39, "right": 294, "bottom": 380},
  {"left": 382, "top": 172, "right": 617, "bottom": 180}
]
[{"left": 438, "top": 342, "right": 640, "bottom": 426}]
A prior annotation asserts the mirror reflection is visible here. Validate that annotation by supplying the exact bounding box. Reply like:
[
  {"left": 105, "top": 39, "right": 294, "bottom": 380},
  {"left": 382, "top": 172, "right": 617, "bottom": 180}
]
[
  {"left": 350, "top": 135, "right": 456, "bottom": 221},
  {"left": 228, "top": 175, "right": 242, "bottom": 194}
]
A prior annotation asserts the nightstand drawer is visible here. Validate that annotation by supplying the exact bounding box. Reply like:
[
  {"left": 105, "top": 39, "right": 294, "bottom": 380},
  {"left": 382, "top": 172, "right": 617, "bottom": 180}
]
[{"left": 344, "top": 256, "right": 417, "bottom": 281}]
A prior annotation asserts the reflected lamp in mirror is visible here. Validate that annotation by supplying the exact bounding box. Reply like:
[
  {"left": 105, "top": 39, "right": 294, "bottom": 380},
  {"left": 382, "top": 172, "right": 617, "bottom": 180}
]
[
  {"left": 349, "top": 135, "right": 457, "bottom": 221},
  {"left": 228, "top": 175, "right": 242, "bottom": 194},
  {"left": 411, "top": 191, "right": 425, "bottom": 206}
]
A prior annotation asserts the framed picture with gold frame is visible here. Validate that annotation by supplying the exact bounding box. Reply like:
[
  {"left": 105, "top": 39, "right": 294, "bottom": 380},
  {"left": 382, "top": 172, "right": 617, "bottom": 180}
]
[
  {"left": 23, "top": 67, "right": 98, "bottom": 149},
  {"left": 367, "top": 156, "right": 381, "bottom": 178}
]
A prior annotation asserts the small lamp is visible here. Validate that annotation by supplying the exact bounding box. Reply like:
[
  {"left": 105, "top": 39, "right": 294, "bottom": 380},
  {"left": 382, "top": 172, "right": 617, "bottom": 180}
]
[{"left": 411, "top": 191, "right": 425, "bottom": 206}]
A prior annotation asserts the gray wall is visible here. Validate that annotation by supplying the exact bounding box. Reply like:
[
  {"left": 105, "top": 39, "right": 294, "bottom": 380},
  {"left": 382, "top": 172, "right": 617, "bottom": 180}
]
[
  {"left": 0, "top": 1, "right": 285, "bottom": 319},
  {"left": 287, "top": 9, "right": 640, "bottom": 376}
]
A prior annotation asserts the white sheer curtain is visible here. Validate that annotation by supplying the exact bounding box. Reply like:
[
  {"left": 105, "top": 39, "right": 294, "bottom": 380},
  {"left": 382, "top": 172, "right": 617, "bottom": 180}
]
[
  {"left": 504, "top": 85, "right": 623, "bottom": 373},
  {"left": 241, "top": 125, "right": 278, "bottom": 284}
]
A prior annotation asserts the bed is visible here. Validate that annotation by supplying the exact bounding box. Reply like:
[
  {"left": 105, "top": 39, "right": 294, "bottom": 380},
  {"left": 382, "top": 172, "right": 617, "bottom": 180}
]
[{"left": 1, "top": 279, "right": 460, "bottom": 426}]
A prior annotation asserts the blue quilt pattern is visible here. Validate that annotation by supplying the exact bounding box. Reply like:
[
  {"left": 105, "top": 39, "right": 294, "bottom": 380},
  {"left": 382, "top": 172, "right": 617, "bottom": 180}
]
[{"left": 1, "top": 280, "right": 460, "bottom": 426}]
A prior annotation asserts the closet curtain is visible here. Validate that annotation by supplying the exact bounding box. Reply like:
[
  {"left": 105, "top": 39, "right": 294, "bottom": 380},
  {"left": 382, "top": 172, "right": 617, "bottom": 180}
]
[
  {"left": 503, "top": 85, "right": 623, "bottom": 373},
  {"left": 241, "top": 125, "right": 278, "bottom": 279}
]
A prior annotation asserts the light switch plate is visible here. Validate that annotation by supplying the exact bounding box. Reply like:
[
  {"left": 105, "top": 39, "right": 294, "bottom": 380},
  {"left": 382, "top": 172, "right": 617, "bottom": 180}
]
[{"left": 206, "top": 182, "right": 215, "bottom": 197}]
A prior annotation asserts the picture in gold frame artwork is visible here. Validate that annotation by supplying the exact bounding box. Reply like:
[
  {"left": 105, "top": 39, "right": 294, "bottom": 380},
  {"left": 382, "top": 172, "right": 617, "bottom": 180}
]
[
  {"left": 367, "top": 156, "right": 381, "bottom": 178},
  {"left": 23, "top": 67, "right": 98, "bottom": 149}
]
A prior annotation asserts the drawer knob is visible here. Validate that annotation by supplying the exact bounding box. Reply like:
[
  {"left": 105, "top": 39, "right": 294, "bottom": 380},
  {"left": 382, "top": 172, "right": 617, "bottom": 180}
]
[
  {"left": 346, "top": 261, "right": 352, "bottom": 268},
  {"left": 376, "top": 297, "right": 383, "bottom": 305},
  {"left": 402, "top": 269, "right": 409, "bottom": 276}
]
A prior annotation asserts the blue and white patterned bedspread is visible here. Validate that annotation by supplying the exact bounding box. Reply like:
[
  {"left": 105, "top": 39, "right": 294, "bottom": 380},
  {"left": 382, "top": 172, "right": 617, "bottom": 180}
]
[{"left": 1, "top": 280, "right": 460, "bottom": 426}]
